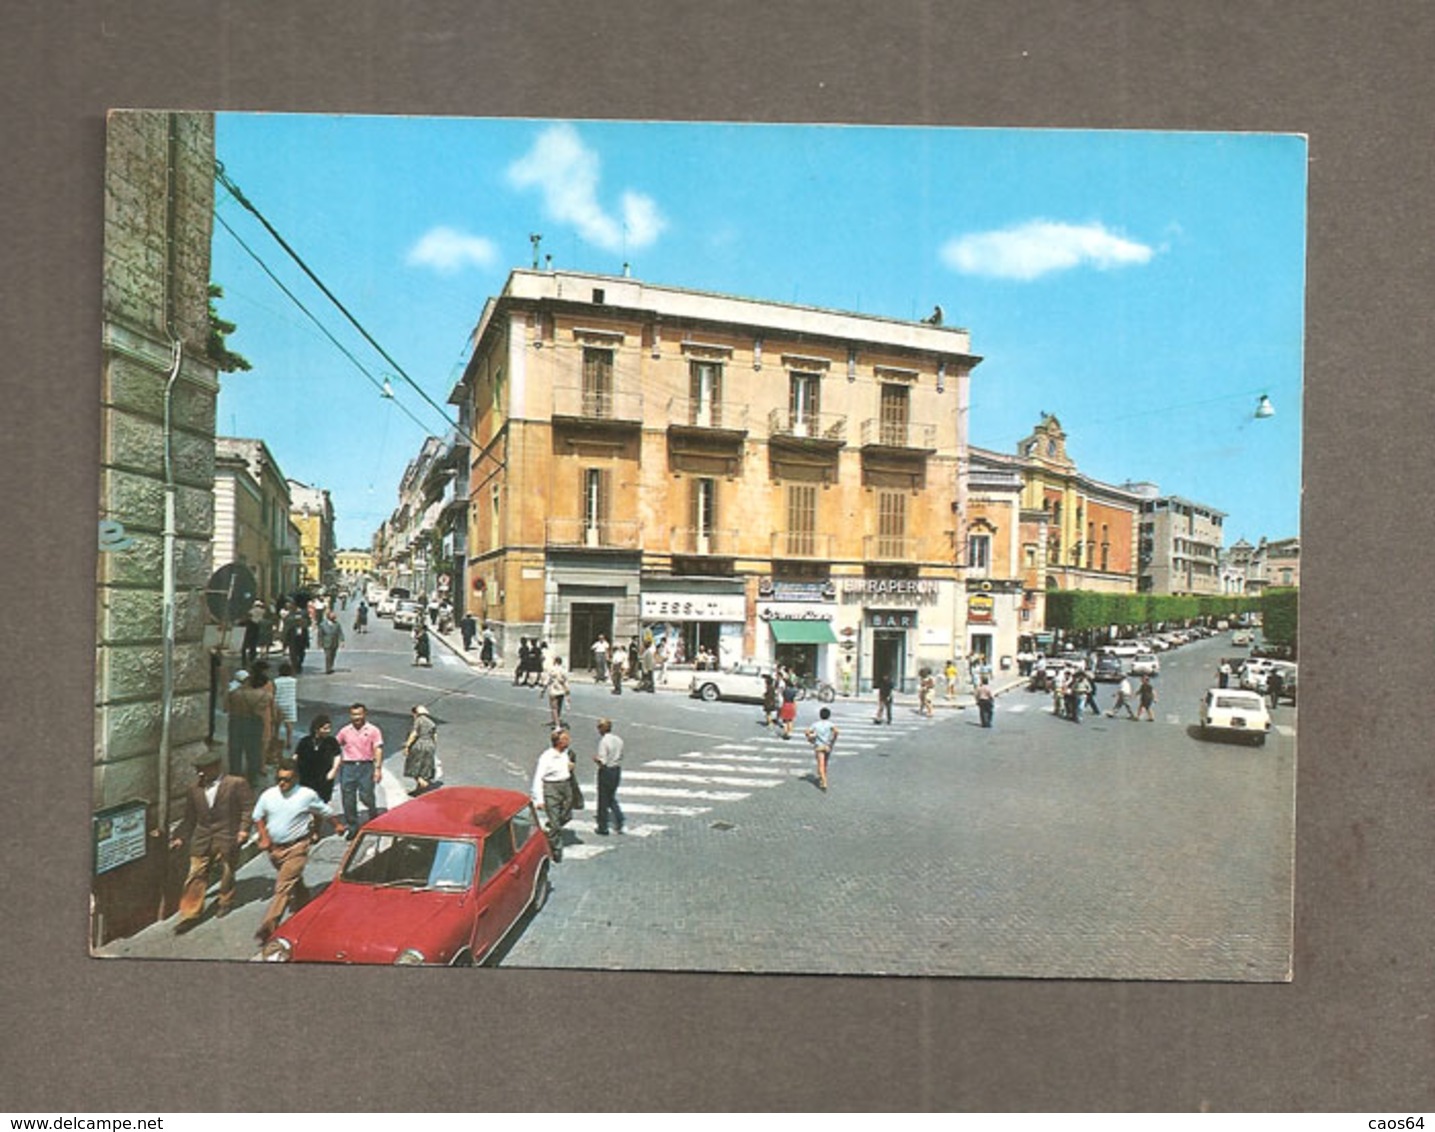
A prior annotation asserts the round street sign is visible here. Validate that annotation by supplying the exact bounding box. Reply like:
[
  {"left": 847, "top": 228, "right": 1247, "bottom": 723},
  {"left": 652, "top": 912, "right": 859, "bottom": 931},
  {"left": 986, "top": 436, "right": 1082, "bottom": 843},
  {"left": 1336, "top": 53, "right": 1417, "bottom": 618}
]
[{"left": 205, "top": 562, "right": 259, "bottom": 623}]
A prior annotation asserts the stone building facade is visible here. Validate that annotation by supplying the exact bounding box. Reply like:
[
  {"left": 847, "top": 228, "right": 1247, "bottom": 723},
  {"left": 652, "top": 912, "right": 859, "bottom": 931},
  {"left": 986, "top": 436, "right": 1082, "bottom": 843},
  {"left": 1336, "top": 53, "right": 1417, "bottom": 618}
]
[
  {"left": 96, "top": 111, "right": 218, "bottom": 943},
  {"left": 451, "top": 269, "right": 980, "bottom": 692},
  {"left": 287, "top": 478, "right": 335, "bottom": 590},
  {"left": 214, "top": 436, "right": 298, "bottom": 604}
]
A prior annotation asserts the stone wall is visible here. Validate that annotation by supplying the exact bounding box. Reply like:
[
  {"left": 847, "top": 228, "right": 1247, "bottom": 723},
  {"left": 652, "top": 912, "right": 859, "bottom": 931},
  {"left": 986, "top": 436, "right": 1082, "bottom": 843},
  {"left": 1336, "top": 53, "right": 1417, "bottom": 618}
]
[{"left": 95, "top": 111, "right": 217, "bottom": 942}]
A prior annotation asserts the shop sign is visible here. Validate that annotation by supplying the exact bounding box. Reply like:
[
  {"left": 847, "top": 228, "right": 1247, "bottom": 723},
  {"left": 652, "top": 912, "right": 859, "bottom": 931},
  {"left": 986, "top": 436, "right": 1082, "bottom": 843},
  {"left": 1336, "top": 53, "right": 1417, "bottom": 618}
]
[
  {"left": 759, "top": 603, "right": 836, "bottom": 622},
  {"left": 968, "top": 593, "right": 995, "bottom": 623},
  {"left": 641, "top": 593, "right": 746, "bottom": 622},
  {"left": 93, "top": 801, "right": 148, "bottom": 875},
  {"left": 867, "top": 608, "right": 918, "bottom": 629},
  {"left": 841, "top": 577, "right": 940, "bottom": 605},
  {"left": 757, "top": 578, "right": 836, "bottom": 602}
]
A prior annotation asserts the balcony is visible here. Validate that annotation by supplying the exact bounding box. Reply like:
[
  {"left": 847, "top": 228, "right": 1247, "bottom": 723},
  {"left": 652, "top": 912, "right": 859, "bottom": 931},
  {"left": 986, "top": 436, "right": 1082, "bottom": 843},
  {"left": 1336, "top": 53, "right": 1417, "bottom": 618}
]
[
  {"left": 551, "top": 382, "right": 643, "bottom": 427},
  {"left": 859, "top": 418, "right": 938, "bottom": 452},
  {"left": 544, "top": 518, "right": 642, "bottom": 550},
  {"left": 670, "top": 526, "right": 740, "bottom": 557},
  {"left": 863, "top": 534, "right": 933, "bottom": 563},
  {"left": 770, "top": 530, "right": 835, "bottom": 559},
  {"left": 666, "top": 397, "right": 749, "bottom": 476},
  {"left": 767, "top": 409, "right": 847, "bottom": 446},
  {"left": 666, "top": 396, "right": 749, "bottom": 433}
]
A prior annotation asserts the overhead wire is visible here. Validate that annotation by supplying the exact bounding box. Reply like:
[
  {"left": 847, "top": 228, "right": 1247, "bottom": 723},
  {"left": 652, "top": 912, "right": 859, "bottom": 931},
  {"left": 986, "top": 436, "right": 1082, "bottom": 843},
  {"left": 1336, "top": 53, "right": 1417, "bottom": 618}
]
[{"left": 213, "top": 160, "right": 501, "bottom": 474}]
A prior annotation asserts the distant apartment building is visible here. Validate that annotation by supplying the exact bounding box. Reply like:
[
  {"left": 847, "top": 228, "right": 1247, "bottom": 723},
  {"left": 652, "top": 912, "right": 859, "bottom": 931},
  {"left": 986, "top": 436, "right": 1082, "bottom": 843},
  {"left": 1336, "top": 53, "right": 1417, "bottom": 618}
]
[
  {"left": 449, "top": 269, "right": 981, "bottom": 692},
  {"left": 1125, "top": 485, "right": 1226, "bottom": 595},
  {"left": 1014, "top": 415, "right": 1141, "bottom": 595},
  {"left": 287, "top": 479, "right": 335, "bottom": 589},
  {"left": 214, "top": 437, "right": 299, "bottom": 602},
  {"left": 334, "top": 548, "right": 375, "bottom": 582}
]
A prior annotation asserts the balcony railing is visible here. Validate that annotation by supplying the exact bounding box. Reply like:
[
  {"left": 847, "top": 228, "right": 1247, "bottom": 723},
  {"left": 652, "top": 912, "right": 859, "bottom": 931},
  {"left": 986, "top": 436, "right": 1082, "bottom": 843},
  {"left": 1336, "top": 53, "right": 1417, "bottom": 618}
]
[
  {"left": 670, "top": 526, "right": 740, "bottom": 557},
  {"left": 766, "top": 408, "right": 847, "bottom": 443},
  {"left": 770, "top": 530, "right": 835, "bottom": 559},
  {"left": 863, "top": 534, "right": 930, "bottom": 562},
  {"left": 859, "top": 418, "right": 937, "bottom": 450},
  {"left": 544, "top": 518, "right": 642, "bottom": 550},
  {"left": 665, "top": 396, "right": 749, "bottom": 431},
  {"left": 551, "top": 382, "right": 643, "bottom": 422}
]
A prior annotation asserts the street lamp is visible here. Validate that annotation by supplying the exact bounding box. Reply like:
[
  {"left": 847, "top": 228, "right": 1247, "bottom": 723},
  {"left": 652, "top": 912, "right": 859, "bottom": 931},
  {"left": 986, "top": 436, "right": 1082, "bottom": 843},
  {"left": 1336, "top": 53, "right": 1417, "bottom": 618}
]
[{"left": 1254, "top": 394, "right": 1275, "bottom": 419}]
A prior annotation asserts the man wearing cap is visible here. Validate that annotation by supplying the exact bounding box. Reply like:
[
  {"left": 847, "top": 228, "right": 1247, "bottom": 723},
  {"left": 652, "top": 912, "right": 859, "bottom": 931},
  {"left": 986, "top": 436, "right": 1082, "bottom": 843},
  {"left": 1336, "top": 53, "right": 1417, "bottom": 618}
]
[
  {"left": 169, "top": 748, "right": 255, "bottom": 933},
  {"left": 251, "top": 756, "right": 343, "bottom": 943}
]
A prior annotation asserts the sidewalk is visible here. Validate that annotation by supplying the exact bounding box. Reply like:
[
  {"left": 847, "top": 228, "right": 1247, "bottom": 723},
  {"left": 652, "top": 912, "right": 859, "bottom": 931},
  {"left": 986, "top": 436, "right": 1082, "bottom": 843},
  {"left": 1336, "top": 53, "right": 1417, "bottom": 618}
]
[{"left": 425, "top": 623, "right": 1028, "bottom": 710}]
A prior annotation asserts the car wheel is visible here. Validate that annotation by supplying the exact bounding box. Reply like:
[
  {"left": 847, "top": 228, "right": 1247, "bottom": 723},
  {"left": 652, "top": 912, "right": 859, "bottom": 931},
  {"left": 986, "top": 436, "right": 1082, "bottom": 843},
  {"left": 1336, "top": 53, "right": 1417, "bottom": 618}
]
[
  {"left": 818, "top": 684, "right": 835, "bottom": 704},
  {"left": 1254, "top": 733, "right": 1267, "bottom": 747},
  {"left": 698, "top": 683, "right": 720, "bottom": 703},
  {"left": 531, "top": 860, "right": 551, "bottom": 912}
]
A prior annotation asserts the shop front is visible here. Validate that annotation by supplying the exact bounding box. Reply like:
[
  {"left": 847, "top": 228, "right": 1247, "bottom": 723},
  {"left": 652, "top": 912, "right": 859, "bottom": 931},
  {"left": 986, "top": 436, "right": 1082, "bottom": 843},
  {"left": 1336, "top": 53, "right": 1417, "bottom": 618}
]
[
  {"left": 838, "top": 576, "right": 955, "bottom": 693},
  {"left": 965, "top": 578, "right": 1025, "bottom": 678},
  {"left": 640, "top": 585, "right": 747, "bottom": 669},
  {"left": 755, "top": 579, "right": 839, "bottom": 679}
]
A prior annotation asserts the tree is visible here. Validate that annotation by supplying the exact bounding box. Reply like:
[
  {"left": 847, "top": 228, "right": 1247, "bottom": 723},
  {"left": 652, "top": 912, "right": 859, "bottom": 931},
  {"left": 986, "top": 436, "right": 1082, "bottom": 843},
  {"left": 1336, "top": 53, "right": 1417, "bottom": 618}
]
[
  {"left": 206, "top": 283, "right": 252, "bottom": 373},
  {"left": 1260, "top": 587, "right": 1299, "bottom": 656}
]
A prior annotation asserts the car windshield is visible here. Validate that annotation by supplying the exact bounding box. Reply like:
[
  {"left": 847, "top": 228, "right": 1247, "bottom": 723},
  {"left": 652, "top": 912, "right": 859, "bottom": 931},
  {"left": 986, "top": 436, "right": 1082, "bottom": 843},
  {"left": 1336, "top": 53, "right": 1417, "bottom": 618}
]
[{"left": 342, "top": 833, "right": 477, "bottom": 890}]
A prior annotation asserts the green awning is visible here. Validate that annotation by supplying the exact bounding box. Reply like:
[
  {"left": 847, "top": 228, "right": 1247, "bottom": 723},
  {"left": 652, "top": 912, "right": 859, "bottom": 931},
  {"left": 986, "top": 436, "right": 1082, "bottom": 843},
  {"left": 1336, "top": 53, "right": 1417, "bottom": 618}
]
[{"left": 768, "top": 619, "right": 839, "bottom": 644}]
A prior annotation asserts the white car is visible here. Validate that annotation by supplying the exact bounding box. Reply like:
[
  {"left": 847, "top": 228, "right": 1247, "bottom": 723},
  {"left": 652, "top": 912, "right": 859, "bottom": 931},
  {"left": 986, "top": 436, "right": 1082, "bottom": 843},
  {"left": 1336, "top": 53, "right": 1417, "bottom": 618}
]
[
  {"left": 1239, "top": 658, "right": 1282, "bottom": 692},
  {"left": 1104, "top": 641, "right": 1143, "bottom": 658},
  {"left": 392, "top": 600, "right": 423, "bottom": 630},
  {"left": 1129, "top": 653, "right": 1161, "bottom": 676},
  {"left": 1198, "top": 688, "right": 1272, "bottom": 745},
  {"left": 690, "top": 662, "right": 771, "bottom": 703},
  {"left": 1231, "top": 630, "right": 1254, "bottom": 646},
  {"left": 377, "top": 595, "right": 397, "bottom": 618}
]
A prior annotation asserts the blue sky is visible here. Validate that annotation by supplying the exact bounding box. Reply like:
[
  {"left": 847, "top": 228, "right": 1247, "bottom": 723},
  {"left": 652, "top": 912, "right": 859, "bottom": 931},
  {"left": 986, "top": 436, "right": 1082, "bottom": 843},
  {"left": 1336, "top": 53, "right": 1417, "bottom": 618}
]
[{"left": 211, "top": 115, "right": 1306, "bottom": 550}]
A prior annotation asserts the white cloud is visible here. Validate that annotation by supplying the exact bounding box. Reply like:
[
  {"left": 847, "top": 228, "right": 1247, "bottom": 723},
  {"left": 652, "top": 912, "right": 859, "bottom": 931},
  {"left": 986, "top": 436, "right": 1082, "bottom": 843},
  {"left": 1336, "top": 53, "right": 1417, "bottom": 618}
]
[
  {"left": 507, "top": 123, "right": 666, "bottom": 253},
  {"left": 941, "top": 220, "right": 1155, "bottom": 280},
  {"left": 406, "top": 227, "right": 499, "bottom": 274}
]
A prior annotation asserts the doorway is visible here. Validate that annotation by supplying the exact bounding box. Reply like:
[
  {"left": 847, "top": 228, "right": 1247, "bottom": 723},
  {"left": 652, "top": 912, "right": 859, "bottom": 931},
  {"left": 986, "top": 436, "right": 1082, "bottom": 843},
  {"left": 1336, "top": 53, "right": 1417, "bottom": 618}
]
[
  {"left": 569, "top": 602, "right": 614, "bottom": 674},
  {"left": 872, "top": 630, "right": 906, "bottom": 693}
]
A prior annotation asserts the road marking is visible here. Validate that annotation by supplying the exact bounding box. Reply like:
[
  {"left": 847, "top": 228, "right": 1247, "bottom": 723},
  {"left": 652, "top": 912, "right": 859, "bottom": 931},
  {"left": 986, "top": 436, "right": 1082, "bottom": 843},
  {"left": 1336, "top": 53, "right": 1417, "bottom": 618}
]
[
  {"left": 1276, "top": 724, "right": 1296, "bottom": 737},
  {"left": 622, "top": 771, "right": 785, "bottom": 788},
  {"left": 597, "top": 801, "right": 710, "bottom": 817},
  {"left": 662, "top": 752, "right": 807, "bottom": 766},
  {"left": 645, "top": 760, "right": 789, "bottom": 775},
  {"left": 561, "top": 843, "right": 614, "bottom": 861},
  {"left": 617, "top": 785, "right": 750, "bottom": 801}
]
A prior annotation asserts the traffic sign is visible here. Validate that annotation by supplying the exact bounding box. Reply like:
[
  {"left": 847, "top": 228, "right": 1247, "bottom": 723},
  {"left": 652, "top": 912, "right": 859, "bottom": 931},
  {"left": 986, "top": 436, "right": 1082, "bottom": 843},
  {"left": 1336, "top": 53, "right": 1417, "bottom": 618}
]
[{"left": 205, "top": 562, "right": 259, "bottom": 623}]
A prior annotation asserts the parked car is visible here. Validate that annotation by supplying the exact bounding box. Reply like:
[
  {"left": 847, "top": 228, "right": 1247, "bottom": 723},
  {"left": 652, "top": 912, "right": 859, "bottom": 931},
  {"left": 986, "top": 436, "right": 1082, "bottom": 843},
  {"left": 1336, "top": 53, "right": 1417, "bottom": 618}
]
[
  {"left": 1129, "top": 653, "right": 1161, "bottom": 677},
  {"left": 1231, "top": 630, "right": 1253, "bottom": 646},
  {"left": 690, "top": 662, "right": 771, "bottom": 703},
  {"left": 1239, "top": 658, "right": 1280, "bottom": 692},
  {"left": 1104, "top": 640, "right": 1143, "bottom": 658},
  {"left": 259, "top": 787, "right": 552, "bottom": 966},
  {"left": 1093, "top": 654, "right": 1124, "bottom": 682},
  {"left": 1198, "top": 688, "right": 1272, "bottom": 745},
  {"left": 392, "top": 600, "right": 423, "bottom": 630}
]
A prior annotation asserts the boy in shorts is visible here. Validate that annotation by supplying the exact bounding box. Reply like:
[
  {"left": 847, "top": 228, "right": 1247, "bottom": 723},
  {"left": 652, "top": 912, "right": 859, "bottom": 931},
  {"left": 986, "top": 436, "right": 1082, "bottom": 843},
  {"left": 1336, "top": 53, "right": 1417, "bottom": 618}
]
[{"left": 804, "top": 707, "right": 839, "bottom": 793}]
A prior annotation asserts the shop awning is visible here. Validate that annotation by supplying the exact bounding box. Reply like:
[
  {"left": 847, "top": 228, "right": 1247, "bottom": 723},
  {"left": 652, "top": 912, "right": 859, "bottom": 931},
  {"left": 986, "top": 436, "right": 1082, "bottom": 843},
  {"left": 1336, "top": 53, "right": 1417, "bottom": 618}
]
[{"left": 768, "top": 620, "right": 839, "bottom": 644}]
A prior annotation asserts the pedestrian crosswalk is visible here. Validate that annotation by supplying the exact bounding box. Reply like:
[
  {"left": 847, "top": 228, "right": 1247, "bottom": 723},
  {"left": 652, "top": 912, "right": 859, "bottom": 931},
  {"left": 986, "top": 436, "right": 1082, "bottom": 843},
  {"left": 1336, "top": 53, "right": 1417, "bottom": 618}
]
[{"left": 558, "top": 712, "right": 935, "bottom": 861}]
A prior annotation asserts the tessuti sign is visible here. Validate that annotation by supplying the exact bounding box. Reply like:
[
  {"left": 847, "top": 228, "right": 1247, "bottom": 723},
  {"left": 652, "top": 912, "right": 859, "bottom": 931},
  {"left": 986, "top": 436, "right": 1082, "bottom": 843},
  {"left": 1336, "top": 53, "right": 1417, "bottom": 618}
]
[{"left": 641, "top": 593, "right": 746, "bottom": 622}]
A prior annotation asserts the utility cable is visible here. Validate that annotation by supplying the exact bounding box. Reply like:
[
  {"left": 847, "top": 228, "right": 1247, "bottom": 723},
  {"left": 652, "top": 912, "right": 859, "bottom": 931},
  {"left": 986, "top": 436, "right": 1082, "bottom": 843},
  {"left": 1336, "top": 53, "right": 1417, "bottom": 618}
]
[{"left": 213, "top": 206, "right": 438, "bottom": 439}]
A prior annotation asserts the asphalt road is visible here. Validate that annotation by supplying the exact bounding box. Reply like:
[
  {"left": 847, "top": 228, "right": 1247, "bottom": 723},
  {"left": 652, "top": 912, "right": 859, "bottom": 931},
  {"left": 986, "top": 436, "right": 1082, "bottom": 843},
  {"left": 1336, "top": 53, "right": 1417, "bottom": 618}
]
[{"left": 100, "top": 624, "right": 1295, "bottom": 980}]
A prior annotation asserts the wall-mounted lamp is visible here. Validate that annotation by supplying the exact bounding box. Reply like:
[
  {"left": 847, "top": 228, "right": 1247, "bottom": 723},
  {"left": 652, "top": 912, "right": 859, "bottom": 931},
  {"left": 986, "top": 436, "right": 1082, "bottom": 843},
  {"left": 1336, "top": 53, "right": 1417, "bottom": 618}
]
[{"left": 936, "top": 361, "right": 947, "bottom": 394}]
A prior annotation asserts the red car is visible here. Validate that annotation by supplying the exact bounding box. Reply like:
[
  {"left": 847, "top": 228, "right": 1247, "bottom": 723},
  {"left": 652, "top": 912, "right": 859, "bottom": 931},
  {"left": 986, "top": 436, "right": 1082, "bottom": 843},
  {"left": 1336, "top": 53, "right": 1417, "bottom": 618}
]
[{"left": 260, "top": 786, "right": 553, "bottom": 966}]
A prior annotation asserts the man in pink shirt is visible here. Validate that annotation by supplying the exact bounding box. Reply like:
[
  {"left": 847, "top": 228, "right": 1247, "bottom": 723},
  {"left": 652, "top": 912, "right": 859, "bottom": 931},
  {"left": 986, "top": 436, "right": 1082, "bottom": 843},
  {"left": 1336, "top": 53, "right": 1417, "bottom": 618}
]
[{"left": 334, "top": 702, "right": 384, "bottom": 838}]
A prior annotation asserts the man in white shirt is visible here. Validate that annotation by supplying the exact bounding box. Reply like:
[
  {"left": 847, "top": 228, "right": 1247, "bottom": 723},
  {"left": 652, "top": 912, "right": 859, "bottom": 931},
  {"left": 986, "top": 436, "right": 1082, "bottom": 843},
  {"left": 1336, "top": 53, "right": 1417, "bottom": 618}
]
[
  {"left": 592, "top": 718, "right": 625, "bottom": 835},
  {"left": 531, "top": 730, "right": 576, "bottom": 860},
  {"left": 251, "top": 757, "right": 342, "bottom": 943}
]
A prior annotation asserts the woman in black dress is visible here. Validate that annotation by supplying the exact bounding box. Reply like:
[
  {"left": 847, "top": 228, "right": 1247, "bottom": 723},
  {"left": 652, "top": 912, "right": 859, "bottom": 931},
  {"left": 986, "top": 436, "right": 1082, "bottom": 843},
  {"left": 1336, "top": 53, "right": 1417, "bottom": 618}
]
[{"left": 294, "top": 713, "right": 339, "bottom": 802}]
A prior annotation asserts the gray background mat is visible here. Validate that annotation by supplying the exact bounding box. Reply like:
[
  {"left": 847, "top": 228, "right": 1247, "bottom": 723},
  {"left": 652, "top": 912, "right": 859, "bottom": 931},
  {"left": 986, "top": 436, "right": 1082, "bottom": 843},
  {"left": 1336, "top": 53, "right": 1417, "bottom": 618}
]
[{"left": 2, "top": 1, "right": 1430, "bottom": 1112}]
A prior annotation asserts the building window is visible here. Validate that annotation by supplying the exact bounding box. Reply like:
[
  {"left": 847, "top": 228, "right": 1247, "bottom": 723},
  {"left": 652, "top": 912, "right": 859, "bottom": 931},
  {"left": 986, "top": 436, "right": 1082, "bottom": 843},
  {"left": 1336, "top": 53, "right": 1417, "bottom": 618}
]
[
  {"left": 582, "top": 348, "right": 614, "bottom": 418},
  {"left": 967, "top": 532, "right": 992, "bottom": 575},
  {"left": 789, "top": 372, "right": 821, "bottom": 437},
  {"left": 877, "top": 491, "right": 907, "bottom": 558},
  {"left": 1024, "top": 544, "right": 1038, "bottom": 569},
  {"left": 692, "top": 477, "right": 717, "bottom": 554},
  {"left": 879, "top": 383, "right": 910, "bottom": 446},
  {"left": 582, "top": 467, "right": 611, "bottom": 546},
  {"left": 490, "top": 484, "right": 501, "bottom": 550},
  {"left": 1100, "top": 524, "right": 1110, "bottom": 572},
  {"left": 786, "top": 483, "right": 818, "bottom": 556},
  {"left": 690, "top": 361, "right": 723, "bottom": 427}
]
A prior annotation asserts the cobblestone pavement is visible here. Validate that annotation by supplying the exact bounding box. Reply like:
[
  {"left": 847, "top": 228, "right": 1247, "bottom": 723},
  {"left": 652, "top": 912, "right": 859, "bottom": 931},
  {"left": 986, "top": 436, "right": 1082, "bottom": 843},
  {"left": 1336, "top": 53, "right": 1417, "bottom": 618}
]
[{"left": 101, "top": 630, "right": 1293, "bottom": 980}]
